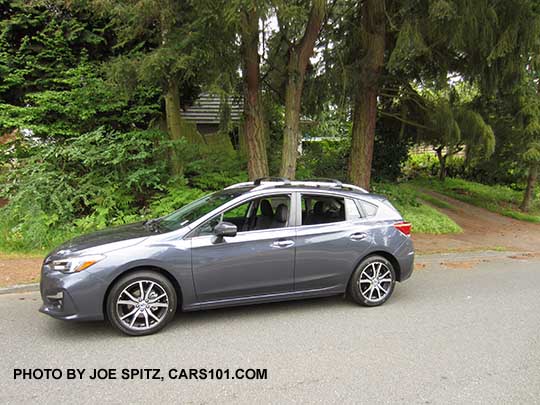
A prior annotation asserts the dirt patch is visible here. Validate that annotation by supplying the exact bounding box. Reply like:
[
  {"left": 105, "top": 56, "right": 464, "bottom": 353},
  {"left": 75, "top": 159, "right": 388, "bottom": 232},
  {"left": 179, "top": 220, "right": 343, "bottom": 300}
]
[
  {"left": 507, "top": 252, "right": 540, "bottom": 260},
  {"left": 415, "top": 263, "right": 427, "bottom": 270},
  {"left": 440, "top": 260, "right": 481, "bottom": 270},
  {"left": 0, "top": 258, "right": 43, "bottom": 287},
  {"left": 413, "top": 191, "right": 540, "bottom": 254}
]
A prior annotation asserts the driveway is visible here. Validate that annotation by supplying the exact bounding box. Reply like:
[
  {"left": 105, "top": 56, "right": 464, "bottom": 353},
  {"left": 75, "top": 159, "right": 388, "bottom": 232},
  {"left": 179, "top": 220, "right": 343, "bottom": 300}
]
[
  {"left": 0, "top": 252, "right": 539, "bottom": 404},
  {"left": 414, "top": 191, "right": 540, "bottom": 254}
]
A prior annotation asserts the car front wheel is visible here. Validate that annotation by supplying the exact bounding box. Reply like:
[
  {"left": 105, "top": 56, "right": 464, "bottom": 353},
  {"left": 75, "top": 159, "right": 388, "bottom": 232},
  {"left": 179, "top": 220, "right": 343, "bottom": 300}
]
[
  {"left": 349, "top": 255, "right": 396, "bottom": 306},
  {"left": 107, "top": 270, "right": 177, "bottom": 336}
]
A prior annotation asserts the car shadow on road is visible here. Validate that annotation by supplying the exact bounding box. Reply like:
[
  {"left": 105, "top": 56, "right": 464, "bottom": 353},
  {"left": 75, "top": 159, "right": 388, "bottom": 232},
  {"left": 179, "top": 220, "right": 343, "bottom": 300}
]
[
  {"left": 43, "top": 286, "right": 413, "bottom": 339},
  {"left": 43, "top": 296, "right": 353, "bottom": 339},
  {"left": 169, "top": 295, "right": 353, "bottom": 328}
]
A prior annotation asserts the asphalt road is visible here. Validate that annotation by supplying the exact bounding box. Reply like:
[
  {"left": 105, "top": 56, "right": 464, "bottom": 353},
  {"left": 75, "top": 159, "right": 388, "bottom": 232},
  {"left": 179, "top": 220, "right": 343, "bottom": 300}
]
[{"left": 1, "top": 252, "right": 539, "bottom": 404}]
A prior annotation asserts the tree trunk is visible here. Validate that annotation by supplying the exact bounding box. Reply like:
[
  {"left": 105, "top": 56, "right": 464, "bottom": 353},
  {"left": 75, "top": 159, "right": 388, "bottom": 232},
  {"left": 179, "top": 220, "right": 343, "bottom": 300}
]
[
  {"left": 349, "top": 87, "right": 378, "bottom": 189},
  {"left": 281, "top": 55, "right": 304, "bottom": 179},
  {"left": 435, "top": 147, "right": 447, "bottom": 181},
  {"left": 348, "top": 0, "right": 386, "bottom": 190},
  {"left": 164, "top": 77, "right": 185, "bottom": 176},
  {"left": 520, "top": 164, "right": 538, "bottom": 212},
  {"left": 240, "top": 6, "right": 269, "bottom": 180},
  {"left": 280, "top": 0, "right": 326, "bottom": 179}
]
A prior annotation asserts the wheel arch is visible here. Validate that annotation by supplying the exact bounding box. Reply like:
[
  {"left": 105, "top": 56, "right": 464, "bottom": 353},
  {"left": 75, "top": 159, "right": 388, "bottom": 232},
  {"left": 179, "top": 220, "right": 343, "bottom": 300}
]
[
  {"left": 102, "top": 265, "right": 183, "bottom": 320},
  {"left": 347, "top": 250, "right": 402, "bottom": 290}
]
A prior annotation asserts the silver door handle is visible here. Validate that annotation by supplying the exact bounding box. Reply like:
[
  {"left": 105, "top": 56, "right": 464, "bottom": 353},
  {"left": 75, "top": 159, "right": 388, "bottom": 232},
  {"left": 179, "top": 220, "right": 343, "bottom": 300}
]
[
  {"left": 350, "top": 233, "right": 367, "bottom": 241},
  {"left": 271, "top": 240, "right": 295, "bottom": 248}
]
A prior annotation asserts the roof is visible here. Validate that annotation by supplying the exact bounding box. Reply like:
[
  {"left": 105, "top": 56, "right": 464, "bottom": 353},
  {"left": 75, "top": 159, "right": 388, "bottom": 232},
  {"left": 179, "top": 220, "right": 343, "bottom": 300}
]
[
  {"left": 180, "top": 93, "right": 243, "bottom": 124},
  {"left": 224, "top": 178, "right": 369, "bottom": 197},
  {"left": 180, "top": 93, "right": 314, "bottom": 126}
]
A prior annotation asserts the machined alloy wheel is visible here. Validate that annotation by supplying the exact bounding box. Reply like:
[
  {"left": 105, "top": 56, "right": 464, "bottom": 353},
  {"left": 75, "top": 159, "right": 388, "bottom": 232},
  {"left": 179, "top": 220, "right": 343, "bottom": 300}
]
[
  {"left": 107, "top": 271, "right": 177, "bottom": 336},
  {"left": 349, "top": 255, "right": 396, "bottom": 306}
]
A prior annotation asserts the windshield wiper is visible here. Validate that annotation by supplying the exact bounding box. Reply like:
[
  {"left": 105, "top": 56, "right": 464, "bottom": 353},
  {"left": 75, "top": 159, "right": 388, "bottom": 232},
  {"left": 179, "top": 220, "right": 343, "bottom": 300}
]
[{"left": 144, "top": 217, "right": 163, "bottom": 233}]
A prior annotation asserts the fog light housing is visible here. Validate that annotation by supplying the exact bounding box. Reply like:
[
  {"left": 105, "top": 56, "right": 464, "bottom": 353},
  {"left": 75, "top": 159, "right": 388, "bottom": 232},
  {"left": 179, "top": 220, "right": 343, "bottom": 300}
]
[
  {"left": 46, "top": 292, "right": 64, "bottom": 300},
  {"left": 46, "top": 291, "right": 64, "bottom": 309}
]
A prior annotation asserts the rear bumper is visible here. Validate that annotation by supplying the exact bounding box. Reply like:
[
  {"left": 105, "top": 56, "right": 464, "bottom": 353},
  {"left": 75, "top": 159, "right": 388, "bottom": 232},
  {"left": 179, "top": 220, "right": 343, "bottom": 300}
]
[
  {"left": 395, "top": 237, "right": 414, "bottom": 282},
  {"left": 39, "top": 265, "right": 106, "bottom": 321}
]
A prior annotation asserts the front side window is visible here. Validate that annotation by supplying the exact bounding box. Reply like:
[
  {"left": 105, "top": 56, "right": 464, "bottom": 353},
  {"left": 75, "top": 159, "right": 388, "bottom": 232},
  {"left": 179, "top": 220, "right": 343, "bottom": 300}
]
[
  {"left": 301, "top": 194, "right": 345, "bottom": 225},
  {"left": 194, "top": 194, "right": 291, "bottom": 236},
  {"left": 158, "top": 190, "right": 247, "bottom": 232}
]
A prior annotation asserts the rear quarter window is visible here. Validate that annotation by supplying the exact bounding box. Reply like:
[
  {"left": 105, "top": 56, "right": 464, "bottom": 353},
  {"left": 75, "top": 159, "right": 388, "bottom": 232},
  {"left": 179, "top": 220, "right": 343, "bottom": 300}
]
[
  {"left": 356, "top": 199, "right": 378, "bottom": 218},
  {"left": 345, "top": 198, "right": 363, "bottom": 220}
]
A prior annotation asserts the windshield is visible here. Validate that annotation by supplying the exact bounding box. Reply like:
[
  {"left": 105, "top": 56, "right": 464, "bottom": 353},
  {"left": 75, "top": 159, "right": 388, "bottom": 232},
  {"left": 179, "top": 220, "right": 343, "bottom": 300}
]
[{"left": 158, "top": 189, "right": 247, "bottom": 232}]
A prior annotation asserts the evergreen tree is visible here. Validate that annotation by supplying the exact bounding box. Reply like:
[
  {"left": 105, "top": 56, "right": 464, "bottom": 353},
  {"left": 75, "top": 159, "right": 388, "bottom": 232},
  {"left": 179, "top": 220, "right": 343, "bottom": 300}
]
[{"left": 94, "top": 0, "right": 237, "bottom": 174}]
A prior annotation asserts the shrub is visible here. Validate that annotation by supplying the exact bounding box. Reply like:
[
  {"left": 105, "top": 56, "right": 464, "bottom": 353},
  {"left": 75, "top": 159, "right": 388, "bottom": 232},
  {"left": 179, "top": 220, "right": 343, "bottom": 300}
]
[
  {"left": 0, "top": 128, "right": 173, "bottom": 251},
  {"left": 402, "top": 152, "right": 466, "bottom": 179},
  {"left": 185, "top": 147, "right": 248, "bottom": 191}
]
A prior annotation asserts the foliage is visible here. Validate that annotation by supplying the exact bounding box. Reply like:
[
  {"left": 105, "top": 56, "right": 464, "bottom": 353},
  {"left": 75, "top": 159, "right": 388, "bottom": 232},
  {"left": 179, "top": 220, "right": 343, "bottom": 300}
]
[
  {"left": 298, "top": 112, "right": 411, "bottom": 182},
  {"left": 0, "top": 127, "right": 171, "bottom": 250},
  {"left": 298, "top": 139, "right": 350, "bottom": 180},
  {"left": 371, "top": 183, "right": 462, "bottom": 234},
  {"left": 402, "top": 152, "right": 466, "bottom": 179},
  {"left": 185, "top": 148, "right": 248, "bottom": 191},
  {"left": 148, "top": 185, "right": 206, "bottom": 218},
  {"left": 95, "top": 0, "right": 237, "bottom": 94},
  {"left": 416, "top": 91, "right": 496, "bottom": 166}
]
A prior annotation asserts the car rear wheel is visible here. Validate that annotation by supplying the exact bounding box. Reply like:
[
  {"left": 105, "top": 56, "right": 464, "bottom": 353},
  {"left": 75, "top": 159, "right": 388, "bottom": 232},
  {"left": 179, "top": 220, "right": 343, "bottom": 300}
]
[
  {"left": 107, "top": 270, "right": 177, "bottom": 336},
  {"left": 349, "top": 256, "right": 396, "bottom": 306}
]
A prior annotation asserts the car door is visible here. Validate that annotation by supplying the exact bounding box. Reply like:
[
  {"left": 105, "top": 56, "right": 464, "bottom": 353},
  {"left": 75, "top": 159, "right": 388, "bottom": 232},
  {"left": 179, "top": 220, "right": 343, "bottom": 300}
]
[
  {"left": 293, "top": 193, "right": 373, "bottom": 292},
  {"left": 190, "top": 193, "right": 295, "bottom": 302}
]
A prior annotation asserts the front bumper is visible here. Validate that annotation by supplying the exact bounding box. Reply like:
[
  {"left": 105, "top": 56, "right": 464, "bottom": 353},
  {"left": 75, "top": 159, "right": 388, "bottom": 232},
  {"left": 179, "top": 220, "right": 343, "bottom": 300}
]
[{"left": 39, "top": 263, "right": 107, "bottom": 321}]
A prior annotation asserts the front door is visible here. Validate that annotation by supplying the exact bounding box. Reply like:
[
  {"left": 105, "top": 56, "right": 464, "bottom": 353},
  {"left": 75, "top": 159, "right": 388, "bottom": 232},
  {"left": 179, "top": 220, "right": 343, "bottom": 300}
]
[{"left": 190, "top": 194, "right": 295, "bottom": 302}]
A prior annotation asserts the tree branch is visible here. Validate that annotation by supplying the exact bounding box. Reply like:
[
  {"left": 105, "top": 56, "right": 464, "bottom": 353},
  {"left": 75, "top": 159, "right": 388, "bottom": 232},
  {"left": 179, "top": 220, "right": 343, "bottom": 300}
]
[{"left": 379, "top": 110, "right": 429, "bottom": 129}]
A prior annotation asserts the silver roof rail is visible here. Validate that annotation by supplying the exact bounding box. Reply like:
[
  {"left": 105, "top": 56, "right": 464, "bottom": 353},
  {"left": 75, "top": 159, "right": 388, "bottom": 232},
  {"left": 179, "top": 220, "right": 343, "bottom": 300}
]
[
  {"left": 224, "top": 178, "right": 368, "bottom": 193},
  {"left": 253, "top": 180, "right": 291, "bottom": 191},
  {"left": 290, "top": 180, "right": 368, "bottom": 193},
  {"left": 341, "top": 183, "right": 368, "bottom": 193},
  {"left": 224, "top": 177, "right": 292, "bottom": 191},
  {"left": 224, "top": 181, "right": 254, "bottom": 190}
]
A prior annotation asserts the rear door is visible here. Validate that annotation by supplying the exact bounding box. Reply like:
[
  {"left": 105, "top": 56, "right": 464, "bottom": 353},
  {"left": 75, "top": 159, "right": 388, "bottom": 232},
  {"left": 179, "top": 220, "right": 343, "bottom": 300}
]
[{"left": 293, "top": 193, "right": 373, "bottom": 292}]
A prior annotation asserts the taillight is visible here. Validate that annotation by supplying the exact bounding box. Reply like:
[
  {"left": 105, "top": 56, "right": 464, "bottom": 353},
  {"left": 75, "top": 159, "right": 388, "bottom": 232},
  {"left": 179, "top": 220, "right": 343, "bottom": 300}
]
[{"left": 394, "top": 221, "right": 412, "bottom": 236}]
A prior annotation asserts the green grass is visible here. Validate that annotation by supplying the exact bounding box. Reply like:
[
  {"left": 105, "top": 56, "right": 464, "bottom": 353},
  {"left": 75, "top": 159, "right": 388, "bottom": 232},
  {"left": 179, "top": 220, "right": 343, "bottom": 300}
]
[
  {"left": 373, "top": 183, "right": 462, "bottom": 234},
  {"left": 412, "top": 177, "right": 540, "bottom": 223},
  {"left": 0, "top": 251, "right": 44, "bottom": 260},
  {"left": 416, "top": 192, "right": 454, "bottom": 210},
  {"left": 398, "top": 204, "right": 462, "bottom": 234}
]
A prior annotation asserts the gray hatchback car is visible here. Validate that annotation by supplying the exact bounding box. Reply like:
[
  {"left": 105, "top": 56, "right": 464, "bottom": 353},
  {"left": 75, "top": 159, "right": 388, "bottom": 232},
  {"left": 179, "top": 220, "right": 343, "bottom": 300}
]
[{"left": 40, "top": 178, "right": 414, "bottom": 336}]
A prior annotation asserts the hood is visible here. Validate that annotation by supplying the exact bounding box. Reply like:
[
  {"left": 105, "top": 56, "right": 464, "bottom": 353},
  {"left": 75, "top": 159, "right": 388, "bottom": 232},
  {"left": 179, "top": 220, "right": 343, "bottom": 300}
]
[{"left": 49, "top": 221, "right": 155, "bottom": 258}]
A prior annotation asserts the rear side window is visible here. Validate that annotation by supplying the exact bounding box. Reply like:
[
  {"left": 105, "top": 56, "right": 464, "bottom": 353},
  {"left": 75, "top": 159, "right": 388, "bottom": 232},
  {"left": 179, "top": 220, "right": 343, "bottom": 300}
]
[
  {"left": 356, "top": 199, "right": 378, "bottom": 218},
  {"left": 301, "top": 194, "right": 345, "bottom": 225}
]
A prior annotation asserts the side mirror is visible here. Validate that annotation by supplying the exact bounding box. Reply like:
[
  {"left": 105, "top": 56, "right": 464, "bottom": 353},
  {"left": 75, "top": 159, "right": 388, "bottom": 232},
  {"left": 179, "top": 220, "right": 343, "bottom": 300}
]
[{"left": 214, "top": 221, "right": 237, "bottom": 238}]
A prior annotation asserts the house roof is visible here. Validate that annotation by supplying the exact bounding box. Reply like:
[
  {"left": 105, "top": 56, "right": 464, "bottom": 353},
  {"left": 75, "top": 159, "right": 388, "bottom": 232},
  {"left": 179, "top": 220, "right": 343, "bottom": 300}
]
[{"left": 180, "top": 93, "right": 243, "bottom": 124}]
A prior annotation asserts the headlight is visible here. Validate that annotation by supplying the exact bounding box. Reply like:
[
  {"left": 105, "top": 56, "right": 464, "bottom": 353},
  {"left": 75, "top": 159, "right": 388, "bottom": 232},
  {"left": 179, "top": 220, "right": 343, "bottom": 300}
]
[{"left": 51, "top": 254, "right": 105, "bottom": 273}]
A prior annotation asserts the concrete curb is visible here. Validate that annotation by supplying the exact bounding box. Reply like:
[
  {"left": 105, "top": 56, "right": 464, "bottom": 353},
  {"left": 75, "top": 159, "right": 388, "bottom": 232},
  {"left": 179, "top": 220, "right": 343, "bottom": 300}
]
[
  {"left": 416, "top": 250, "right": 533, "bottom": 262},
  {"left": 0, "top": 283, "right": 39, "bottom": 295}
]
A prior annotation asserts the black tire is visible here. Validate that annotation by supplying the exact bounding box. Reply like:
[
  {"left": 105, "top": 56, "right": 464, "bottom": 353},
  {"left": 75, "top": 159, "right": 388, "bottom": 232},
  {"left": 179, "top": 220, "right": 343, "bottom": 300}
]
[
  {"left": 107, "top": 270, "right": 177, "bottom": 336},
  {"left": 348, "top": 255, "right": 396, "bottom": 307}
]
